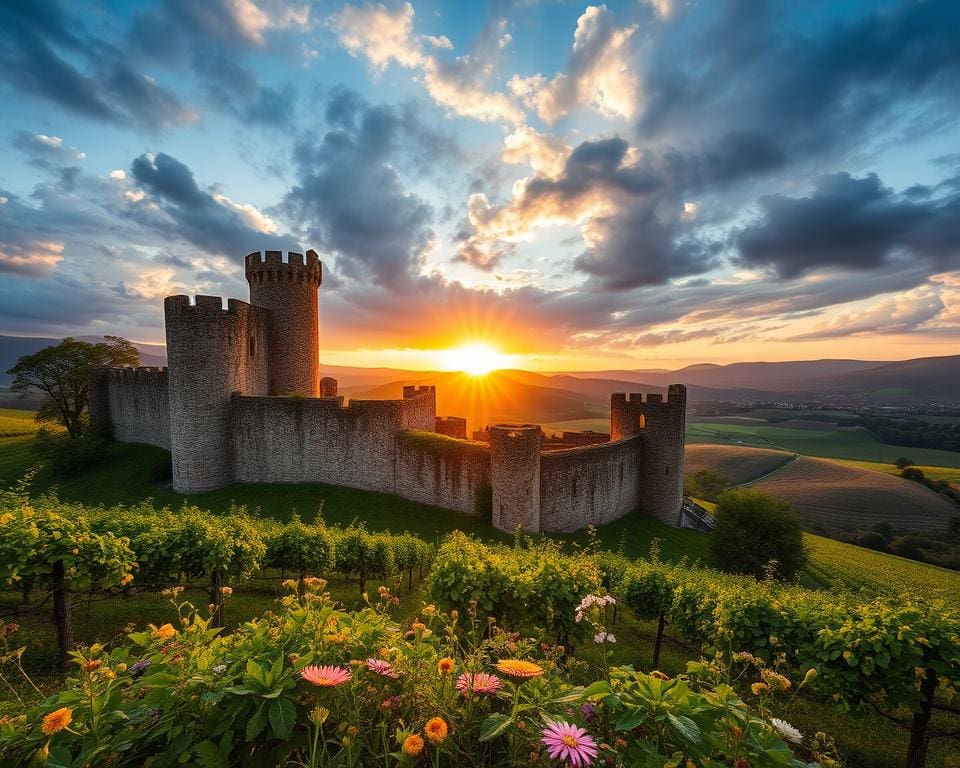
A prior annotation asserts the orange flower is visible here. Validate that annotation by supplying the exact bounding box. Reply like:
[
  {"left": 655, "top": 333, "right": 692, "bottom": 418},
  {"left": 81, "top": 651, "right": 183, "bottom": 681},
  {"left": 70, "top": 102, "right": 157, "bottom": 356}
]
[
  {"left": 403, "top": 734, "right": 425, "bottom": 756},
  {"left": 41, "top": 707, "right": 72, "bottom": 735},
  {"left": 437, "top": 657, "right": 454, "bottom": 674},
  {"left": 495, "top": 659, "right": 543, "bottom": 679},
  {"left": 751, "top": 682, "right": 768, "bottom": 696},
  {"left": 425, "top": 717, "right": 448, "bottom": 744},
  {"left": 152, "top": 623, "right": 176, "bottom": 641},
  {"left": 120, "top": 573, "right": 134, "bottom": 586},
  {"left": 649, "top": 670, "right": 669, "bottom": 681},
  {"left": 83, "top": 660, "right": 101, "bottom": 673}
]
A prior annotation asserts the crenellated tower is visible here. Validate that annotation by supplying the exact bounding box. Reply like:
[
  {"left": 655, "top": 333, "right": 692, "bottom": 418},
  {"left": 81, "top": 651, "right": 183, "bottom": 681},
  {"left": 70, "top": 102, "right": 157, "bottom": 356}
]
[
  {"left": 489, "top": 424, "right": 543, "bottom": 533},
  {"left": 165, "top": 295, "right": 269, "bottom": 493},
  {"left": 610, "top": 385, "right": 687, "bottom": 525},
  {"left": 245, "top": 250, "right": 322, "bottom": 396}
]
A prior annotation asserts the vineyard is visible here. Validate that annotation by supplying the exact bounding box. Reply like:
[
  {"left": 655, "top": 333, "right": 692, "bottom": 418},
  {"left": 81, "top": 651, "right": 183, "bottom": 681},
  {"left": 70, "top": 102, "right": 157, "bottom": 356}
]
[
  {"left": 684, "top": 445, "right": 795, "bottom": 486},
  {"left": 0, "top": 409, "right": 38, "bottom": 438}
]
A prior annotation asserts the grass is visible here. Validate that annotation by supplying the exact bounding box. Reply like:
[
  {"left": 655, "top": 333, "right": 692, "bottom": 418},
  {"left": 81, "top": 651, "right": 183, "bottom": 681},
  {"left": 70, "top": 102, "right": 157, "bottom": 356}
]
[
  {"left": 686, "top": 420, "right": 960, "bottom": 466},
  {"left": 835, "top": 458, "right": 960, "bottom": 486}
]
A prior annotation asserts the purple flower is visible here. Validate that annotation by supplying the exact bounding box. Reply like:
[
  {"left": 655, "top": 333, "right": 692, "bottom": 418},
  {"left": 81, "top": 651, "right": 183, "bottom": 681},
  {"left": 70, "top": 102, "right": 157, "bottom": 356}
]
[
  {"left": 129, "top": 659, "right": 152, "bottom": 678},
  {"left": 581, "top": 703, "right": 597, "bottom": 721},
  {"left": 542, "top": 721, "right": 599, "bottom": 767}
]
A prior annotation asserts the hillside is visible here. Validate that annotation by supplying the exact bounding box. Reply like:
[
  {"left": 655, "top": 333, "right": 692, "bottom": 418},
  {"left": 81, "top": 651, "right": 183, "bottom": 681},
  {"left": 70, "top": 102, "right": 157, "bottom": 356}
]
[
  {"left": 0, "top": 334, "right": 166, "bottom": 384},
  {"left": 683, "top": 444, "right": 795, "bottom": 485}
]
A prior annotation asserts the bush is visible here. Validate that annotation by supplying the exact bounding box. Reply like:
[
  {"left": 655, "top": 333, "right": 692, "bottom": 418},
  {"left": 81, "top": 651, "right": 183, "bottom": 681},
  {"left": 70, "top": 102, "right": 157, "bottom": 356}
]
[
  {"left": 858, "top": 531, "right": 888, "bottom": 552},
  {"left": 684, "top": 469, "right": 730, "bottom": 502},
  {"left": 33, "top": 430, "right": 110, "bottom": 478},
  {"left": 709, "top": 489, "right": 807, "bottom": 580},
  {"left": 895, "top": 456, "right": 915, "bottom": 469}
]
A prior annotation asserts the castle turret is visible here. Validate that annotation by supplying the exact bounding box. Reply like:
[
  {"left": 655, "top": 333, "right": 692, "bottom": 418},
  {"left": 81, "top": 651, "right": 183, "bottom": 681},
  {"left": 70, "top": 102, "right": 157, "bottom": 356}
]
[
  {"left": 245, "top": 250, "right": 321, "bottom": 396},
  {"left": 165, "top": 295, "right": 269, "bottom": 493},
  {"left": 610, "top": 385, "right": 686, "bottom": 525},
  {"left": 489, "top": 424, "right": 542, "bottom": 533}
]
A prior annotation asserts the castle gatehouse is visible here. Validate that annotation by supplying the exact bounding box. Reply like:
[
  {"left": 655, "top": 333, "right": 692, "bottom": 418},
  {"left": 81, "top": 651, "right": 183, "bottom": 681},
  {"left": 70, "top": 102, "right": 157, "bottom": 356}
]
[{"left": 89, "top": 249, "right": 687, "bottom": 533}]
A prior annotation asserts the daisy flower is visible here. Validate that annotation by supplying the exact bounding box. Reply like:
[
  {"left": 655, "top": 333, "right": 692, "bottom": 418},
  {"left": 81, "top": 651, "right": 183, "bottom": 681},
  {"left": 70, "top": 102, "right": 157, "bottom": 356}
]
[
  {"left": 770, "top": 718, "right": 803, "bottom": 744},
  {"left": 366, "top": 658, "right": 400, "bottom": 678},
  {"left": 496, "top": 659, "right": 544, "bottom": 679},
  {"left": 541, "top": 721, "right": 598, "bottom": 767},
  {"left": 456, "top": 672, "right": 503, "bottom": 696},
  {"left": 41, "top": 707, "right": 73, "bottom": 736},
  {"left": 301, "top": 664, "right": 351, "bottom": 687},
  {"left": 424, "top": 716, "right": 448, "bottom": 744}
]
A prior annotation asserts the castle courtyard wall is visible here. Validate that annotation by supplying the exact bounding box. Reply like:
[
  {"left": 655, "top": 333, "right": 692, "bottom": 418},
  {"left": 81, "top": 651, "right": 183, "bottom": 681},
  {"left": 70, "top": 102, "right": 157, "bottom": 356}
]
[
  {"left": 538, "top": 435, "right": 643, "bottom": 532},
  {"left": 101, "top": 368, "right": 171, "bottom": 449},
  {"left": 394, "top": 433, "right": 490, "bottom": 515}
]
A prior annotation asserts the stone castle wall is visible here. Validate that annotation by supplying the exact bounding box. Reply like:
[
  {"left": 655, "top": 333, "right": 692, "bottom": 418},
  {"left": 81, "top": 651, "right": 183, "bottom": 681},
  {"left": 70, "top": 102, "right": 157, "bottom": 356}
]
[
  {"left": 539, "top": 435, "right": 643, "bottom": 532},
  {"left": 395, "top": 433, "right": 490, "bottom": 515},
  {"left": 102, "top": 367, "right": 171, "bottom": 449},
  {"left": 230, "top": 390, "right": 437, "bottom": 494}
]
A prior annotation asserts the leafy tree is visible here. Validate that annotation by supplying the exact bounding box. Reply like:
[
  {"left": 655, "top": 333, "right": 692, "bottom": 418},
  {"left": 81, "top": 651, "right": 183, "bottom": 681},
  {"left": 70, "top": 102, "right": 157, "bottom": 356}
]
[
  {"left": 895, "top": 456, "right": 915, "bottom": 469},
  {"left": 858, "top": 531, "right": 888, "bottom": 552},
  {"left": 7, "top": 336, "right": 139, "bottom": 438},
  {"left": 709, "top": 488, "right": 807, "bottom": 580},
  {"left": 685, "top": 469, "right": 730, "bottom": 502}
]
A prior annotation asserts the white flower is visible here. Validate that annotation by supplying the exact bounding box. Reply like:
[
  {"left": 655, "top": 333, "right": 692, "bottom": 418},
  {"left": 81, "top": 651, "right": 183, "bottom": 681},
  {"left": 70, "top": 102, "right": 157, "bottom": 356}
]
[
  {"left": 770, "top": 718, "right": 803, "bottom": 744},
  {"left": 212, "top": 664, "right": 227, "bottom": 675},
  {"left": 593, "top": 632, "right": 616, "bottom": 644}
]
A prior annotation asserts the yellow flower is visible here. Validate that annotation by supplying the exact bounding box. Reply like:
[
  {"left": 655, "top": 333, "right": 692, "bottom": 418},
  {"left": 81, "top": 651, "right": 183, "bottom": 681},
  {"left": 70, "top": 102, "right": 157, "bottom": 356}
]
[
  {"left": 152, "top": 623, "right": 176, "bottom": 641},
  {"left": 425, "top": 717, "right": 448, "bottom": 744},
  {"left": 41, "top": 707, "right": 72, "bottom": 735},
  {"left": 760, "top": 669, "right": 791, "bottom": 690},
  {"left": 120, "top": 573, "right": 134, "bottom": 586},
  {"left": 311, "top": 706, "right": 330, "bottom": 726},
  {"left": 751, "top": 682, "right": 768, "bottom": 695},
  {"left": 437, "top": 657, "right": 454, "bottom": 674},
  {"left": 403, "top": 734, "right": 424, "bottom": 756},
  {"left": 495, "top": 659, "right": 543, "bottom": 679}
]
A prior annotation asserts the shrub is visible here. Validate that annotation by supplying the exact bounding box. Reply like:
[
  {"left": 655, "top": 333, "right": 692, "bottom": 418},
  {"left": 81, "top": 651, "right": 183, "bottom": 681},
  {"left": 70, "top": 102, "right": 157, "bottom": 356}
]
[
  {"left": 33, "top": 430, "right": 110, "bottom": 478},
  {"left": 858, "top": 531, "right": 889, "bottom": 552},
  {"left": 685, "top": 468, "right": 730, "bottom": 502},
  {"left": 709, "top": 489, "right": 807, "bottom": 580}
]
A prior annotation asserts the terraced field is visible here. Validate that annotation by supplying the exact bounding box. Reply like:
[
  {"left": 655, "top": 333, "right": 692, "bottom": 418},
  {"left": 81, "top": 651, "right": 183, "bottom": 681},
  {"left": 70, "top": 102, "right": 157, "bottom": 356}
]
[
  {"left": 684, "top": 444, "right": 794, "bottom": 485},
  {"left": 0, "top": 408, "right": 38, "bottom": 437},
  {"left": 753, "top": 455, "right": 956, "bottom": 531}
]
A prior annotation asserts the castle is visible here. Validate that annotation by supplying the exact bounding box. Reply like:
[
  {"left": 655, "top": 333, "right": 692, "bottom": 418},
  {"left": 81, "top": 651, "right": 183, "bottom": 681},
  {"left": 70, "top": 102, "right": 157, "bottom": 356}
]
[{"left": 89, "top": 250, "right": 688, "bottom": 533}]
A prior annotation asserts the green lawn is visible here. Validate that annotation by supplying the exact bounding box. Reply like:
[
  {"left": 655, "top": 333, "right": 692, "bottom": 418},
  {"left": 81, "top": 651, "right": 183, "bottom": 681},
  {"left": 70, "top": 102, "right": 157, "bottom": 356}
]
[{"left": 686, "top": 420, "right": 960, "bottom": 466}]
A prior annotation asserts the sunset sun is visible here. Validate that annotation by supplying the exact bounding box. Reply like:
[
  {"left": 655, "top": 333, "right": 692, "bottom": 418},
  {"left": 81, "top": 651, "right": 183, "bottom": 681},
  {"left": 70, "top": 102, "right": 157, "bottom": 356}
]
[{"left": 441, "top": 343, "right": 507, "bottom": 376}]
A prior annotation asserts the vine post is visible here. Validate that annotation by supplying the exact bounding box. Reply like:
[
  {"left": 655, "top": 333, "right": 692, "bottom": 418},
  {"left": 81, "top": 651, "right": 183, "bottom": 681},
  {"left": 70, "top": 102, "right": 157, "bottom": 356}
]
[
  {"left": 905, "top": 668, "right": 936, "bottom": 768},
  {"left": 51, "top": 560, "right": 73, "bottom": 673}
]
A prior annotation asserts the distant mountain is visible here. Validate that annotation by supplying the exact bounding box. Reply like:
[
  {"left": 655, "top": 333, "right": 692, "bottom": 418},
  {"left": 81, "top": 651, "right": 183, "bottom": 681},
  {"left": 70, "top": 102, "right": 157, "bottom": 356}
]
[
  {"left": 785, "top": 356, "right": 960, "bottom": 402},
  {"left": 0, "top": 335, "right": 166, "bottom": 384}
]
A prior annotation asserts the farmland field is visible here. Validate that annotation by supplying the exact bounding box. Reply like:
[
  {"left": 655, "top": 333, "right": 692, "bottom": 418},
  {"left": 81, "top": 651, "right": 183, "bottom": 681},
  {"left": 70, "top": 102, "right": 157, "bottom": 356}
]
[
  {"left": 752, "top": 455, "right": 956, "bottom": 532},
  {"left": 835, "top": 458, "right": 960, "bottom": 486},
  {"left": 0, "top": 407, "right": 39, "bottom": 437},
  {"left": 684, "top": 444, "right": 794, "bottom": 485}
]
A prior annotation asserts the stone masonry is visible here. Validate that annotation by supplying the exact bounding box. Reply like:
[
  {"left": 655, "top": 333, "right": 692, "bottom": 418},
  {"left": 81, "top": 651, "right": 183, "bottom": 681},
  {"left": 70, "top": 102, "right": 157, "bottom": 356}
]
[{"left": 91, "top": 249, "right": 687, "bottom": 533}]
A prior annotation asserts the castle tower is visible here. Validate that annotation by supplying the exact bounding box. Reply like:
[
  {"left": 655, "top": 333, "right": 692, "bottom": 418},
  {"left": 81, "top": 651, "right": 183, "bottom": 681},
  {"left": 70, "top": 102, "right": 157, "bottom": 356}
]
[
  {"left": 165, "top": 295, "right": 269, "bottom": 493},
  {"left": 610, "top": 385, "right": 687, "bottom": 525},
  {"left": 489, "top": 424, "right": 542, "bottom": 533},
  {"left": 245, "top": 250, "right": 322, "bottom": 396}
]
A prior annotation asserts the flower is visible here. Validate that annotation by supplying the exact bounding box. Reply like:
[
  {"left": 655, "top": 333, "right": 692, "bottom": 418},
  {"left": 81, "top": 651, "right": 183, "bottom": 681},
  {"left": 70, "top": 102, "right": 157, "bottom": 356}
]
[
  {"left": 220, "top": 586, "right": 233, "bottom": 597},
  {"left": 311, "top": 706, "right": 330, "bottom": 726},
  {"left": 593, "top": 632, "right": 616, "bottom": 644},
  {"left": 456, "top": 672, "right": 503, "bottom": 696},
  {"left": 83, "top": 660, "right": 102, "bottom": 673},
  {"left": 403, "top": 734, "right": 424, "bottom": 756},
  {"left": 380, "top": 695, "right": 401, "bottom": 710},
  {"left": 649, "top": 670, "right": 669, "bottom": 681},
  {"left": 41, "top": 707, "right": 72, "bottom": 735},
  {"left": 761, "top": 669, "right": 791, "bottom": 690},
  {"left": 437, "top": 657, "right": 455, "bottom": 674},
  {"left": 152, "top": 623, "right": 176, "bottom": 641},
  {"left": 366, "top": 658, "right": 399, "bottom": 678},
  {"left": 496, "top": 659, "right": 544, "bottom": 679},
  {"left": 581, "top": 703, "right": 597, "bottom": 721},
  {"left": 120, "top": 573, "right": 134, "bottom": 586},
  {"left": 541, "top": 721, "right": 598, "bottom": 767},
  {"left": 770, "top": 718, "right": 803, "bottom": 744},
  {"left": 751, "top": 682, "right": 768, "bottom": 695},
  {"left": 425, "top": 717, "right": 448, "bottom": 744},
  {"left": 212, "top": 664, "right": 227, "bottom": 675},
  {"left": 301, "top": 665, "right": 351, "bottom": 687}
]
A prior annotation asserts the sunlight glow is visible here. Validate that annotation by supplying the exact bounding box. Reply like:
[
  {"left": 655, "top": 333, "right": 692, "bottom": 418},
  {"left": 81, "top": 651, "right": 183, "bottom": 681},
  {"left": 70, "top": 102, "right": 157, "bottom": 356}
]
[{"left": 440, "top": 343, "right": 508, "bottom": 375}]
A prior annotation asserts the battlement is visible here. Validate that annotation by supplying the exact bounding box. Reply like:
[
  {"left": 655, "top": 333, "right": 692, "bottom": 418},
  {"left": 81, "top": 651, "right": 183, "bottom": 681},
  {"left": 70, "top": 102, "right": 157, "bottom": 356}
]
[
  {"left": 403, "top": 385, "right": 436, "bottom": 399},
  {"left": 612, "top": 386, "right": 686, "bottom": 411},
  {"left": 164, "top": 295, "right": 253, "bottom": 316},
  {"left": 107, "top": 366, "right": 169, "bottom": 380},
  {"left": 245, "top": 250, "right": 322, "bottom": 286}
]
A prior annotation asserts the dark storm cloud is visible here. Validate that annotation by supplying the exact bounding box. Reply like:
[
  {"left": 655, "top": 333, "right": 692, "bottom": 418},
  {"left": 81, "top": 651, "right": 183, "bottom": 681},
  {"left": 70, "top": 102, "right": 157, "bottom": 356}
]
[
  {"left": 130, "top": 152, "right": 299, "bottom": 256},
  {"left": 735, "top": 173, "right": 960, "bottom": 278},
  {"left": 0, "top": 2, "right": 193, "bottom": 130},
  {"left": 282, "top": 89, "right": 459, "bottom": 291}
]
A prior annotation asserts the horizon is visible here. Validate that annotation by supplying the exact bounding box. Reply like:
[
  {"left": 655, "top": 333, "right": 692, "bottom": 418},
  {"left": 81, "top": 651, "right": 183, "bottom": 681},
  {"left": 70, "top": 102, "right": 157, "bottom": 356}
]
[{"left": 1, "top": 1, "right": 959, "bottom": 371}]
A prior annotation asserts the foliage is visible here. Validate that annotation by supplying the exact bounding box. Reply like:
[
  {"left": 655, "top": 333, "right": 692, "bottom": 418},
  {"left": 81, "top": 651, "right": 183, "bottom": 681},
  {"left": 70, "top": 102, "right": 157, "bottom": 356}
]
[
  {"left": 33, "top": 430, "right": 110, "bottom": 478},
  {"left": 0, "top": 582, "right": 812, "bottom": 767},
  {"left": 710, "top": 489, "right": 808, "bottom": 580},
  {"left": 428, "top": 532, "right": 601, "bottom": 643},
  {"left": 684, "top": 468, "right": 731, "bottom": 503},
  {"left": 896, "top": 457, "right": 916, "bottom": 469},
  {"left": 6, "top": 337, "right": 139, "bottom": 438}
]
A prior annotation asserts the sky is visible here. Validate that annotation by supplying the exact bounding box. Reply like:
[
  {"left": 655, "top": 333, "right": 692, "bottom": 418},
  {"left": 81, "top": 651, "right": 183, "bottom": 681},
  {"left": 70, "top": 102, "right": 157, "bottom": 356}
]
[{"left": 1, "top": 0, "right": 959, "bottom": 372}]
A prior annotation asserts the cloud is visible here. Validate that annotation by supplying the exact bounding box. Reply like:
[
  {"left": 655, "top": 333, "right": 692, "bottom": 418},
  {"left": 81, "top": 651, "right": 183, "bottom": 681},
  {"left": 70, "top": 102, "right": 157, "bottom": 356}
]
[
  {"left": 12, "top": 131, "right": 86, "bottom": 169},
  {"left": 735, "top": 172, "right": 960, "bottom": 278},
  {"left": 330, "top": 1, "right": 523, "bottom": 123},
  {"left": 281, "top": 89, "right": 442, "bottom": 290},
  {"left": 0, "top": 241, "right": 65, "bottom": 277},
  {"left": 508, "top": 5, "right": 639, "bottom": 123},
  {"left": 0, "top": 2, "right": 195, "bottom": 130}
]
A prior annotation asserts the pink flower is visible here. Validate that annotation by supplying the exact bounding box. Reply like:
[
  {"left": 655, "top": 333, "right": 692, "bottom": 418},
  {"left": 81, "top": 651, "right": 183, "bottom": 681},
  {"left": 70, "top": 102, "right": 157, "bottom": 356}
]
[
  {"left": 301, "top": 665, "right": 351, "bottom": 687},
  {"left": 541, "top": 721, "right": 598, "bottom": 767},
  {"left": 366, "top": 658, "right": 400, "bottom": 678},
  {"left": 455, "top": 672, "right": 503, "bottom": 696}
]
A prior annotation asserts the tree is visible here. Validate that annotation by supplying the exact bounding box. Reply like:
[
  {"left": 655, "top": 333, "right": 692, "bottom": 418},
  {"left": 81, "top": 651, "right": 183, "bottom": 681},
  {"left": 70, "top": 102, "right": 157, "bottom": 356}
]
[
  {"left": 685, "top": 469, "right": 730, "bottom": 502},
  {"left": 709, "top": 488, "right": 807, "bottom": 580},
  {"left": 7, "top": 336, "right": 138, "bottom": 438},
  {"left": 895, "top": 457, "right": 915, "bottom": 469}
]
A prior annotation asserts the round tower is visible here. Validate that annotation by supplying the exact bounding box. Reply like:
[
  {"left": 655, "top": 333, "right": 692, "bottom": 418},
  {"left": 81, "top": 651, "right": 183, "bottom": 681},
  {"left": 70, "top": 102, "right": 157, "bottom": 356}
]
[
  {"left": 489, "top": 424, "right": 542, "bottom": 533},
  {"left": 245, "top": 249, "right": 321, "bottom": 396}
]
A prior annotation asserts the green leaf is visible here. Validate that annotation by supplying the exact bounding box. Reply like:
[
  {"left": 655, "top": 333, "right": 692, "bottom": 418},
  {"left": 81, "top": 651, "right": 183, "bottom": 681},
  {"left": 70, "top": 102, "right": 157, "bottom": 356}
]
[
  {"left": 479, "top": 713, "right": 514, "bottom": 742},
  {"left": 269, "top": 696, "right": 296, "bottom": 741},
  {"left": 195, "top": 740, "right": 229, "bottom": 768},
  {"left": 666, "top": 713, "right": 701, "bottom": 744},
  {"left": 246, "top": 703, "right": 269, "bottom": 741}
]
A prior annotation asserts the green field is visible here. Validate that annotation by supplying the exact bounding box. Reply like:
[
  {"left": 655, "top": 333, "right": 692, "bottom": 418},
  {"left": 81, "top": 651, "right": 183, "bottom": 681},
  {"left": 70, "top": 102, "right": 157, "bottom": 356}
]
[
  {"left": 835, "top": 458, "right": 960, "bottom": 485},
  {"left": 687, "top": 419, "right": 960, "bottom": 466}
]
